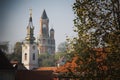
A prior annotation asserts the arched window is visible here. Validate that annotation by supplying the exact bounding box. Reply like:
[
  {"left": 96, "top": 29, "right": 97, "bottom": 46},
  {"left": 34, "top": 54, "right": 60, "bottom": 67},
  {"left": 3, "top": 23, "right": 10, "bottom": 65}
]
[
  {"left": 25, "top": 53, "right": 27, "bottom": 60},
  {"left": 33, "top": 53, "right": 35, "bottom": 60}
]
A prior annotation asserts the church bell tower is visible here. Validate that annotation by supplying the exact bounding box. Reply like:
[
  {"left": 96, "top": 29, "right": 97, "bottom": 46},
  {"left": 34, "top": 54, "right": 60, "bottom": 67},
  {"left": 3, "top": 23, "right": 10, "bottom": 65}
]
[
  {"left": 22, "top": 9, "right": 38, "bottom": 70},
  {"left": 38, "top": 10, "right": 55, "bottom": 54}
]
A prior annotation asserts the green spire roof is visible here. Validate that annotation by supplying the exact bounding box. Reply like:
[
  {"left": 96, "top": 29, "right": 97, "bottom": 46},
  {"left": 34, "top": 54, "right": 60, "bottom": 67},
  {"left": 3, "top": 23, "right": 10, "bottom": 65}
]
[{"left": 41, "top": 10, "right": 48, "bottom": 19}]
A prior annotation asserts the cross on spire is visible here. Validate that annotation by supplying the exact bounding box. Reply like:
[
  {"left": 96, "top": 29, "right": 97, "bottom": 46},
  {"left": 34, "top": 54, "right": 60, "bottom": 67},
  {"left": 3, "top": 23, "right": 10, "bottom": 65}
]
[
  {"left": 29, "top": 8, "right": 32, "bottom": 22},
  {"left": 29, "top": 8, "right": 32, "bottom": 17}
]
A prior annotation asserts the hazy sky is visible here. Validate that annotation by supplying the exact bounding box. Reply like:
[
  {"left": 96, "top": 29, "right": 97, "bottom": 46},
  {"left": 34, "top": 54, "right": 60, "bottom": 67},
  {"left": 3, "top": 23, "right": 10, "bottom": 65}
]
[{"left": 0, "top": 0, "right": 76, "bottom": 51}]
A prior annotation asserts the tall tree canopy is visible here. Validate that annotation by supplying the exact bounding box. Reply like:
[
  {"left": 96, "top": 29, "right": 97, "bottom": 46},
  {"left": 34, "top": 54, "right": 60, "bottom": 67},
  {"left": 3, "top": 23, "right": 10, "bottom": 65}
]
[{"left": 65, "top": 0, "right": 120, "bottom": 79}]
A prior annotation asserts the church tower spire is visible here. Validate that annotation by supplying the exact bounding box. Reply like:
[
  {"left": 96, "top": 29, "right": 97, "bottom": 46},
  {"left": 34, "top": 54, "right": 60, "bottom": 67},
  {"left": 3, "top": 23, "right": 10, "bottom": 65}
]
[
  {"left": 22, "top": 9, "right": 38, "bottom": 70},
  {"left": 25, "top": 9, "right": 35, "bottom": 43},
  {"left": 41, "top": 9, "right": 48, "bottom": 19}
]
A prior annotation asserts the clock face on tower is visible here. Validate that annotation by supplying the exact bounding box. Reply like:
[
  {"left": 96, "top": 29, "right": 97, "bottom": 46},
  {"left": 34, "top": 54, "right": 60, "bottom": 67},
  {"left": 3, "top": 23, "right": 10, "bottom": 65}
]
[
  {"left": 42, "top": 24, "right": 47, "bottom": 34},
  {"left": 43, "top": 24, "right": 46, "bottom": 28}
]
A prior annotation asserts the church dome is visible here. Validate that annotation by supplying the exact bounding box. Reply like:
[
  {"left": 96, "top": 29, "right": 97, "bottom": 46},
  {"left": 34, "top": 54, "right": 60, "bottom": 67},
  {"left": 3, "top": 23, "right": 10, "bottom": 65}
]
[{"left": 50, "top": 28, "right": 54, "bottom": 32}]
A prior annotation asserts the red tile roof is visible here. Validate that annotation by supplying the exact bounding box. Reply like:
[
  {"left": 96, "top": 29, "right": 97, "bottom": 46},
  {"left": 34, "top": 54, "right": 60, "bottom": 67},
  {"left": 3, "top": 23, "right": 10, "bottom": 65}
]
[{"left": 36, "top": 67, "right": 57, "bottom": 72}]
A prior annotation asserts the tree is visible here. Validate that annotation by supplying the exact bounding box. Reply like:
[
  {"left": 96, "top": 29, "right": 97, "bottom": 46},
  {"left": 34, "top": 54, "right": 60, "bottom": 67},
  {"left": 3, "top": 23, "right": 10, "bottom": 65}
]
[
  {"left": 55, "top": 52, "right": 67, "bottom": 61},
  {"left": 57, "top": 41, "right": 68, "bottom": 52},
  {"left": 6, "top": 42, "right": 22, "bottom": 62},
  {"left": 14, "top": 42, "right": 22, "bottom": 54},
  {"left": 38, "top": 53, "right": 55, "bottom": 67},
  {"left": 0, "top": 41, "right": 9, "bottom": 53},
  {"left": 6, "top": 53, "right": 21, "bottom": 62},
  {"left": 65, "top": 0, "right": 120, "bottom": 79}
]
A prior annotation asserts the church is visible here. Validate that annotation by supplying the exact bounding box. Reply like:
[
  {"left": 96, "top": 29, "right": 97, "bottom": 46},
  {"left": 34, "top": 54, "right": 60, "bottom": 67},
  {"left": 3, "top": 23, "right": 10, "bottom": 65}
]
[{"left": 22, "top": 9, "right": 55, "bottom": 70}]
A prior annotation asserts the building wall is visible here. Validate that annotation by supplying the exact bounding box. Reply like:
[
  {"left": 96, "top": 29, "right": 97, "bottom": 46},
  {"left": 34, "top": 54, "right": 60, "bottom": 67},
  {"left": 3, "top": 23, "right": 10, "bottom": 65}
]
[
  {"left": 38, "top": 37, "right": 55, "bottom": 54},
  {"left": 22, "top": 43, "right": 38, "bottom": 70}
]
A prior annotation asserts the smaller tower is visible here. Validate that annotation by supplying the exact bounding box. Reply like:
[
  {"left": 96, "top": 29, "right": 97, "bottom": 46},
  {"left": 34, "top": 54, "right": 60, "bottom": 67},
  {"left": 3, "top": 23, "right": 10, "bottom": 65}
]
[
  {"left": 50, "top": 28, "right": 54, "bottom": 39},
  {"left": 50, "top": 28, "right": 55, "bottom": 54},
  {"left": 22, "top": 9, "right": 38, "bottom": 70}
]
